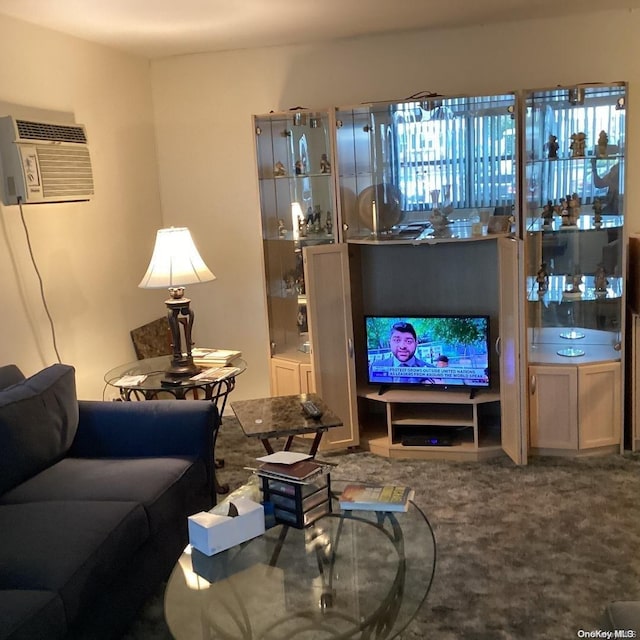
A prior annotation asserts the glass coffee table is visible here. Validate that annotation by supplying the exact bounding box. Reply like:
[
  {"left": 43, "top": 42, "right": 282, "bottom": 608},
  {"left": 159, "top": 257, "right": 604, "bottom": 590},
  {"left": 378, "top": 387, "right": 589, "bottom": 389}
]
[{"left": 164, "top": 483, "right": 436, "bottom": 640}]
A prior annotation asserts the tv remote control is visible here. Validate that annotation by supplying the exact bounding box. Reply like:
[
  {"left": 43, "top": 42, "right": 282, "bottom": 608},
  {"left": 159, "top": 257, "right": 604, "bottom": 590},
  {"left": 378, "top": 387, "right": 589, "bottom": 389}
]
[{"left": 301, "top": 400, "right": 323, "bottom": 419}]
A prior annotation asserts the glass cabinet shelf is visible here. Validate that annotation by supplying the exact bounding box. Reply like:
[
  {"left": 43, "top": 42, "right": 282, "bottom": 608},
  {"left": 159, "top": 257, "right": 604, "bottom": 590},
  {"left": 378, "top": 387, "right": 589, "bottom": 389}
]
[
  {"left": 523, "top": 82, "right": 626, "bottom": 366},
  {"left": 527, "top": 327, "right": 621, "bottom": 364},
  {"left": 525, "top": 214, "right": 622, "bottom": 233},
  {"left": 336, "top": 93, "right": 518, "bottom": 243},
  {"left": 526, "top": 275, "right": 623, "bottom": 302},
  {"left": 255, "top": 109, "right": 338, "bottom": 360},
  {"left": 526, "top": 153, "right": 624, "bottom": 166}
]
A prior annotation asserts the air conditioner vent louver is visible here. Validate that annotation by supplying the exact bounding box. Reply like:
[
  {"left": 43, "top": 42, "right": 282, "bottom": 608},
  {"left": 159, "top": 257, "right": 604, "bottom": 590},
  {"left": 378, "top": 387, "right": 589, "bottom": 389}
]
[
  {"left": 0, "top": 115, "right": 94, "bottom": 203},
  {"left": 15, "top": 119, "right": 88, "bottom": 144}
]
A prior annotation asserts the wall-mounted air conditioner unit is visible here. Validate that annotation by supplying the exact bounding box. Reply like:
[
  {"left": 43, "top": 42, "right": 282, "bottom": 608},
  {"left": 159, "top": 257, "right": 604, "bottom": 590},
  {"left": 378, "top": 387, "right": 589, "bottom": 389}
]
[{"left": 0, "top": 116, "right": 94, "bottom": 204}]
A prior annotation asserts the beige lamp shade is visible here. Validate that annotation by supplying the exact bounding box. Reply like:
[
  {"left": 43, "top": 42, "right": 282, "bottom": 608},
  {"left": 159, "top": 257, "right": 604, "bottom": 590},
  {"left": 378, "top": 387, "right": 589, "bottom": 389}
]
[{"left": 138, "top": 227, "right": 215, "bottom": 289}]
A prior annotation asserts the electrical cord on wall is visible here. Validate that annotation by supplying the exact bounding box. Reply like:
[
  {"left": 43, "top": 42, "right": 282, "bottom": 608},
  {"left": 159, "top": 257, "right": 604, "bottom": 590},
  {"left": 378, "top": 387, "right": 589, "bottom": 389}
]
[{"left": 17, "top": 196, "right": 62, "bottom": 363}]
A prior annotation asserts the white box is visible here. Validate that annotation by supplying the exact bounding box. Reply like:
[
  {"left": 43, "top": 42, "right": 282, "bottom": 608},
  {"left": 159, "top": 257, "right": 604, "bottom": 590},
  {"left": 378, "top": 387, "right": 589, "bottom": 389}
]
[{"left": 188, "top": 497, "right": 265, "bottom": 556}]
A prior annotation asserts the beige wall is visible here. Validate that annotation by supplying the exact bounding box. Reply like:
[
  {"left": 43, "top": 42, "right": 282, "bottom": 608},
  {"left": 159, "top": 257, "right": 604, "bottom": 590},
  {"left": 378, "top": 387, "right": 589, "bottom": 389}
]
[
  {"left": 151, "top": 8, "right": 640, "bottom": 401},
  {"left": 0, "top": 15, "right": 163, "bottom": 398},
  {"left": 2, "top": 8, "right": 638, "bottom": 402}
]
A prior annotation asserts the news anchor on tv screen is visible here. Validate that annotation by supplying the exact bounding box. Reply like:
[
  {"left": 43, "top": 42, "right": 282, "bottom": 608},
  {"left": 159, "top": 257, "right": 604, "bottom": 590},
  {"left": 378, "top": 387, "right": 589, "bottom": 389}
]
[{"left": 366, "top": 315, "right": 490, "bottom": 389}]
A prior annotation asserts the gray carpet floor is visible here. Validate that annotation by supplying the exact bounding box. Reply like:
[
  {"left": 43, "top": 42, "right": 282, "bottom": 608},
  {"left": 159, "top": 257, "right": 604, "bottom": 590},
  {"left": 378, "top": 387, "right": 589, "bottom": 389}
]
[{"left": 124, "top": 416, "right": 640, "bottom": 639}]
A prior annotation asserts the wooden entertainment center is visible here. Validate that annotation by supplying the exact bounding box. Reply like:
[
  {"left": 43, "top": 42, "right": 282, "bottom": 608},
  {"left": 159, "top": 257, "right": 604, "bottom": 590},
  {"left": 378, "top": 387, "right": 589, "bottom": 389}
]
[
  {"left": 254, "top": 83, "right": 627, "bottom": 464},
  {"left": 358, "top": 386, "right": 502, "bottom": 461}
]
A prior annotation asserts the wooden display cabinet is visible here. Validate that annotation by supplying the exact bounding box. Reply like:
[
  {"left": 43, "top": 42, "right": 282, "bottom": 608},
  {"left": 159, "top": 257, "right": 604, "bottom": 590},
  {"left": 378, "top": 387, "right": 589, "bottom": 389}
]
[
  {"left": 523, "top": 83, "right": 627, "bottom": 456},
  {"left": 301, "top": 92, "right": 527, "bottom": 463},
  {"left": 357, "top": 387, "right": 502, "bottom": 462},
  {"left": 304, "top": 237, "right": 526, "bottom": 463},
  {"left": 253, "top": 109, "right": 339, "bottom": 396}
]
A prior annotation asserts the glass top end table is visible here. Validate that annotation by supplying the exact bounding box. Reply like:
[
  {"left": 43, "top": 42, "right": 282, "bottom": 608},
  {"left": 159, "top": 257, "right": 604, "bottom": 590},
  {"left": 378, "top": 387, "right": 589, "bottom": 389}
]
[
  {"left": 231, "top": 394, "right": 343, "bottom": 456},
  {"left": 105, "top": 355, "right": 247, "bottom": 403},
  {"left": 165, "top": 485, "right": 435, "bottom": 640}
]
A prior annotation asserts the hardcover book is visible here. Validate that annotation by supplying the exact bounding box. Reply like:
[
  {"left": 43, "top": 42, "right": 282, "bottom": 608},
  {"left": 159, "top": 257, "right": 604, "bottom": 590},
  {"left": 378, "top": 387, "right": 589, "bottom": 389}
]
[
  {"left": 192, "top": 348, "right": 242, "bottom": 366},
  {"left": 191, "top": 366, "right": 241, "bottom": 382},
  {"left": 338, "top": 484, "right": 414, "bottom": 512},
  {"left": 257, "top": 459, "right": 324, "bottom": 483}
]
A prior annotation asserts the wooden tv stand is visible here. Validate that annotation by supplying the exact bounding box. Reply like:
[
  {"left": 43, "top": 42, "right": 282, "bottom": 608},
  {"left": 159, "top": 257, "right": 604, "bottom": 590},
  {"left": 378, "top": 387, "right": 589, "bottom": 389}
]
[{"left": 357, "top": 386, "right": 502, "bottom": 462}]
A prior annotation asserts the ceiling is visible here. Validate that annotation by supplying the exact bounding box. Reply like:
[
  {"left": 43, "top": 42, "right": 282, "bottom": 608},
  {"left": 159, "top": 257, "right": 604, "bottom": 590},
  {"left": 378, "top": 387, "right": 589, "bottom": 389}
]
[{"left": 0, "top": 0, "right": 639, "bottom": 59}]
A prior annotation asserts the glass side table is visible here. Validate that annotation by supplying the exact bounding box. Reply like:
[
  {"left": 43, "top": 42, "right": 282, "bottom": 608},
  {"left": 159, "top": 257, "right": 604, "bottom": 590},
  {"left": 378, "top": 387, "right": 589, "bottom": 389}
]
[
  {"left": 165, "top": 482, "right": 436, "bottom": 640},
  {"left": 105, "top": 355, "right": 247, "bottom": 495}
]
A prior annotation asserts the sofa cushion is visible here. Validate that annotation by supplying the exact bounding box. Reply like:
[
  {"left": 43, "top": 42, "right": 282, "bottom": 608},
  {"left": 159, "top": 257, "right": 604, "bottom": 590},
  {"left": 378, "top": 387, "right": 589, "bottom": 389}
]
[
  {"left": 0, "top": 500, "right": 148, "bottom": 624},
  {"left": 1, "top": 456, "right": 208, "bottom": 534},
  {"left": 0, "top": 364, "right": 78, "bottom": 494},
  {"left": 0, "top": 366, "right": 25, "bottom": 391},
  {"left": 0, "top": 589, "right": 66, "bottom": 640}
]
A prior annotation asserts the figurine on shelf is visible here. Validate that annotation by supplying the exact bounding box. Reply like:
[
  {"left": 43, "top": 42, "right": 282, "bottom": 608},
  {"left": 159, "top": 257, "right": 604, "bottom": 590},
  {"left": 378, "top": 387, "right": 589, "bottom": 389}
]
[
  {"left": 570, "top": 132, "right": 586, "bottom": 158},
  {"left": 564, "top": 272, "right": 583, "bottom": 297},
  {"left": 536, "top": 263, "right": 549, "bottom": 293},
  {"left": 297, "top": 308, "right": 306, "bottom": 329},
  {"left": 592, "top": 197, "right": 603, "bottom": 225},
  {"left": 547, "top": 134, "right": 559, "bottom": 160},
  {"left": 597, "top": 130, "right": 609, "bottom": 157},
  {"left": 320, "top": 153, "right": 331, "bottom": 174},
  {"left": 594, "top": 263, "right": 609, "bottom": 293},
  {"left": 298, "top": 217, "right": 307, "bottom": 238},
  {"left": 553, "top": 201, "right": 563, "bottom": 219},
  {"left": 283, "top": 272, "right": 296, "bottom": 294},
  {"left": 306, "top": 206, "right": 314, "bottom": 226},
  {"left": 568, "top": 193, "right": 580, "bottom": 225},
  {"left": 541, "top": 200, "right": 555, "bottom": 227},
  {"left": 295, "top": 159, "right": 304, "bottom": 175},
  {"left": 429, "top": 207, "right": 453, "bottom": 238},
  {"left": 313, "top": 205, "right": 322, "bottom": 232},
  {"left": 278, "top": 218, "right": 287, "bottom": 237},
  {"left": 325, "top": 211, "right": 333, "bottom": 235},
  {"left": 559, "top": 197, "right": 571, "bottom": 226},
  {"left": 274, "top": 161, "right": 286, "bottom": 177}
]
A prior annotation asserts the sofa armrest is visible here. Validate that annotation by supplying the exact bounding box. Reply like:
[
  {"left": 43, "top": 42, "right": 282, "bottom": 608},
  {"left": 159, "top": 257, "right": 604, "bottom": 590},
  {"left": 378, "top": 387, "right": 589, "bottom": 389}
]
[{"left": 71, "top": 400, "right": 217, "bottom": 463}]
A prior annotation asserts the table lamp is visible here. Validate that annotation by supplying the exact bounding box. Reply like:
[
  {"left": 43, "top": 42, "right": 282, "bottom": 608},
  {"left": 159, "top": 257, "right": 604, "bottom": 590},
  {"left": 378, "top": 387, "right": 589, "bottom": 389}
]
[{"left": 139, "top": 227, "right": 215, "bottom": 379}]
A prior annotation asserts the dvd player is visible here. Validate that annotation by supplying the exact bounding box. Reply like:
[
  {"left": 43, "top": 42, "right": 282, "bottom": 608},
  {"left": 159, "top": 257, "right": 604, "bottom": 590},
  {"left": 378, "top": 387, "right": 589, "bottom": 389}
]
[{"left": 401, "top": 434, "right": 454, "bottom": 447}]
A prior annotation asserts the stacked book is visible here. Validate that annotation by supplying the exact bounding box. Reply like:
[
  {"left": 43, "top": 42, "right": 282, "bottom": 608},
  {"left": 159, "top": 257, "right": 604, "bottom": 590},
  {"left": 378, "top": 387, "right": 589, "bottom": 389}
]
[
  {"left": 256, "top": 458, "right": 325, "bottom": 483},
  {"left": 338, "top": 484, "right": 414, "bottom": 512},
  {"left": 255, "top": 453, "right": 331, "bottom": 528},
  {"left": 192, "top": 348, "right": 241, "bottom": 367}
]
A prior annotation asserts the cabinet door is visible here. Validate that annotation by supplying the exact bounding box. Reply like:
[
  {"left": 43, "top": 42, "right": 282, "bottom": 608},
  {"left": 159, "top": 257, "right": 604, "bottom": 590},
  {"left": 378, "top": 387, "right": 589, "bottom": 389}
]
[
  {"left": 578, "top": 362, "right": 621, "bottom": 449},
  {"left": 529, "top": 365, "right": 578, "bottom": 450},
  {"left": 499, "top": 237, "right": 527, "bottom": 464},
  {"left": 303, "top": 243, "right": 359, "bottom": 450},
  {"left": 633, "top": 314, "right": 640, "bottom": 452},
  {"left": 300, "top": 363, "right": 315, "bottom": 394},
  {"left": 270, "top": 358, "right": 301, "bottom": 396}
]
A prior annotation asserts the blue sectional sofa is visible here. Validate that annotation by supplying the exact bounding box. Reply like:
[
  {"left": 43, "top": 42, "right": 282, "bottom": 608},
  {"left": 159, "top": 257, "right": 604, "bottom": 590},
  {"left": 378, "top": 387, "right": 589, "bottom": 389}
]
[{"left": 0, "top": 363, "right": 218, "bottom": 640}]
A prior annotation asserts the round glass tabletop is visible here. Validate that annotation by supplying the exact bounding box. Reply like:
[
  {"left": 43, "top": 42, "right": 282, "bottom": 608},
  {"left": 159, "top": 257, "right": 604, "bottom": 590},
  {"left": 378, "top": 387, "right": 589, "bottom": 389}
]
[
  {"left": 165, "top": 486, "right": 436, "bottom": 640},
  {"left": 104, "top": 355, "right": 247, "bottom": 400}
]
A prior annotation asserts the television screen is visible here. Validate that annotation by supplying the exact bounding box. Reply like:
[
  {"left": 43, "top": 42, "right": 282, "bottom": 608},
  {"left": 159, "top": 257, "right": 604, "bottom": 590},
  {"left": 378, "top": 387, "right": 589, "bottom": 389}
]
[{"left": 365, "top": 315, "right": 491, "bottom": 389}]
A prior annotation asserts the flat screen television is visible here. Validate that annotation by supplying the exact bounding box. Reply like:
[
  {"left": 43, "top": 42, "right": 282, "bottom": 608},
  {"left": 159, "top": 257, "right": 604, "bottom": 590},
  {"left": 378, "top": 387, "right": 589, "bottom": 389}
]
[{"left": 365, "top": 315, "right": 491, "bottom": 391}]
